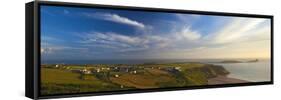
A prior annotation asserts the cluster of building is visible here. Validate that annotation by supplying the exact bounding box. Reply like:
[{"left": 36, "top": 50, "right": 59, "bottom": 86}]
[{"left": 48, "top": 64, "right": 182, "bottom": 76}]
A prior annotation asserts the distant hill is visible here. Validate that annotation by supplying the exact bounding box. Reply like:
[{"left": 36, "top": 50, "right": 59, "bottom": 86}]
[
  {"left": 217, "top": 59, "right": 259, "bottom": 63},
  {"left": 247, "top": 59, "right": 259, "bottom": 63},
  {"left": 219, "top": 60, "right": 243, "bottom": 63}
]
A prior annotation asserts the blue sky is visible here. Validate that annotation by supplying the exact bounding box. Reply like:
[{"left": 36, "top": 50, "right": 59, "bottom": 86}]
[{"left": 41, "top": 5, "right": 271, "bottom": 61}]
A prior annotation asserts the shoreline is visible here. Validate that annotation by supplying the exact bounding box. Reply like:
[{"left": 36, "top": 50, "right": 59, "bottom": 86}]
[{"left": 208, "top": 75, "right": 248, "bottom": 85}]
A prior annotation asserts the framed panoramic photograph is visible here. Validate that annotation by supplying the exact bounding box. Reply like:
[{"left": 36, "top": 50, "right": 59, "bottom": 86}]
[{"left": 26, "top": 1, "right": 273, "bottom": 99}]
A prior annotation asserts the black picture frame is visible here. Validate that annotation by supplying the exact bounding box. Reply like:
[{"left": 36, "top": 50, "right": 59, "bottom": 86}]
[{"left": 26, "top": 1, "right": 274, "bottom": 99}]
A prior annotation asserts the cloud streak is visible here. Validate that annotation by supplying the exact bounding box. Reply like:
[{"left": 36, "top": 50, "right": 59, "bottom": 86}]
[
  {"left": 84, "top": 13, "right": 146, "bottom": 29},
  {"left": 80, "top": 31, "right": 173, "bottom": 53},
  {"left": 206, "top": 17, "right": 270, "bottom": 45},
  {"left": 177, "top": 26, "right": 202, "bottom": 41}
]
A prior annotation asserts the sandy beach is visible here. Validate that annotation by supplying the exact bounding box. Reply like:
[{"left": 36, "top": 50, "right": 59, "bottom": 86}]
[{"left": 208, "top": 75, "right": 248, "bottom": 85}]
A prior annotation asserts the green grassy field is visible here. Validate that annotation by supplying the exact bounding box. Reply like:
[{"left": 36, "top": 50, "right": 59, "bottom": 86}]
[
  {"left": 41, "top": 68, "right": 128, "bottom": 95},
  {"left": 41, "top": 63, "right": 229, "bottom": 95}
]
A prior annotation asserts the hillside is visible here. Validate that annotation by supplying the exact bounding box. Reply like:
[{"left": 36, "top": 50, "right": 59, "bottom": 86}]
[{"left": 41, "top": 63, "right": 230, "bottom": 95}]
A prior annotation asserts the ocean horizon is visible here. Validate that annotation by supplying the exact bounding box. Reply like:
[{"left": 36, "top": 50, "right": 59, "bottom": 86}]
[{"left": 41, "top": 58, "right": 270, "bottom": 64}]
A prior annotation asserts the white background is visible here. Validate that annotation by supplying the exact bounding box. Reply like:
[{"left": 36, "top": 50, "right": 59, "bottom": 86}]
[{"left": 0, "top": 0, "right": 280, "bottom": 100}]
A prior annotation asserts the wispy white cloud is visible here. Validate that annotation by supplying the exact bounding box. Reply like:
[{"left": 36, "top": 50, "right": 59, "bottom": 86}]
[
  {"left": 41, "top": 36, "right": 88, "bottom": 54},
  {"left": 143, "top": 17, "right": 271, "bottom": 59},
  {"left": 41, "top": 43, "right": 88, "bottom": 54},
  {"left": 80, "top": 31, "right": 172, "bottom": 52},
  {"left": 175, "top": 14, "right": 201, "bottom": 21},
  {"left": 176, "top": 26, "right": 202, "bottom": 41},
  {"left": 169, "top": 17, "right": 271, "bottom": 59},
  {"left": 206, "top": 18, "right": 270, "bottom": 44},
  {"left": 80, "top": 32, "right": 143, "bottom": 52},
  {"left": 81, "top": 32, "right": 142, "bottom": 47},
  {"left": 84, "top": 13, "right": 146, "bottom": 29},
  {"left": 78, "top": 17, "right": 270, "bottom": 59}
]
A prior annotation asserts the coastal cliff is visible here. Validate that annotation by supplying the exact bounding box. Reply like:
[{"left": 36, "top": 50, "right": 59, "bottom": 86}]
[
  {"left": 180, "top": 63, "right": 230, "bottom": 85},
  {"left": 41, "top": 63, "right": 242, "bottom": 95},
  {"left": 187, "top": 64, "right": 230, "bottom": 78}
]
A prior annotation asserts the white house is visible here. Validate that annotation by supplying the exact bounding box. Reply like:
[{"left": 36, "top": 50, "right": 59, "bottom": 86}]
[
  {"left": 175, "top": 67, "right": 181, "bottom": 71},
  {"left": 82, "top": 68, "right": 92, "bottom": 74},
  {"left": 133, "top": 70, "right": 137, "bottom": 74},
  {"left": 84, "top": 70, "right": 91, "bottom": 74}
]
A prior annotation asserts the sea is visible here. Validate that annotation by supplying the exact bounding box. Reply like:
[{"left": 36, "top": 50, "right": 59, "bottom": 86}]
[
  {"left": 208, "top": 59, "right": 271, "bottom": 82},
  {"left": 42, "top": 58, "right": 271, "bottom": 82}
]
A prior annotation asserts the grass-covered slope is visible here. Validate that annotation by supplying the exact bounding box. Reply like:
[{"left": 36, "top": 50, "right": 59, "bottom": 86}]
[
  {"left": 41, "top": 63, "right": 229, "bottom": 95},
  {"left": 41, "top": 68, "right": 124, "bottom": 95}
]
